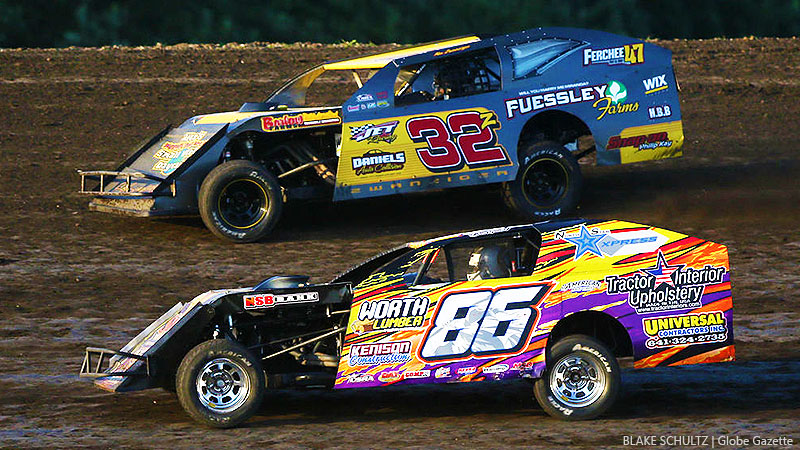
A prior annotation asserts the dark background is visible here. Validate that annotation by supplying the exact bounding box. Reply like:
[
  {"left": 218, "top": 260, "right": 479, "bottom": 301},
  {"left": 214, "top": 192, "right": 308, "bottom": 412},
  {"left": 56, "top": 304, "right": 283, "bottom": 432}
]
[{"left": 2, "top": 0, "right": 799, "bottom": 48}]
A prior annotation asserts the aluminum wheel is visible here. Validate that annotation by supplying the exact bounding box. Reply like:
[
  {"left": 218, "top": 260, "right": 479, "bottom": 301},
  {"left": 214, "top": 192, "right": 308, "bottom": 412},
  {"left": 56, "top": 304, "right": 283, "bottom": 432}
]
[
  {"left": 549, "top": 354, "right": 606, "bottom": 408},
  {"left": 521, "top": 158, "right": 568, "bottom": 207},
  {"left": 196, "top": 357, "right": 251, "bottom": 413}
]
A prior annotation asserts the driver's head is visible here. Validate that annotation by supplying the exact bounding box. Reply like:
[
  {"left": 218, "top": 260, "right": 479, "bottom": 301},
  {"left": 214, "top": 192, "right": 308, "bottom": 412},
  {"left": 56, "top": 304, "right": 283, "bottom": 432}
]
[{"left": 467, "top": 245, "right": 512, "bottom": 281}]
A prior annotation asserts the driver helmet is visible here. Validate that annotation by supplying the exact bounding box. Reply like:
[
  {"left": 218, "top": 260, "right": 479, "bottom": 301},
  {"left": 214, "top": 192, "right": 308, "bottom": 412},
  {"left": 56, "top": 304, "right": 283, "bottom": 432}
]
[{"left": 467, "top": 245, "right": 512, "bottom": 281}]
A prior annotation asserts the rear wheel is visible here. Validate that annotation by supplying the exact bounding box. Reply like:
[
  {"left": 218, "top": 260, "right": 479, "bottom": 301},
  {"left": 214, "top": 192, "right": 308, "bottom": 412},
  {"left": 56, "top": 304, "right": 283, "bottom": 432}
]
[
  {"left": 533, "top": 335, "right": 620, "bottom": 420},
  {"left": 199, "top": 160, "right": 283, "bottom": 243},
  {"left": 176, "top": 339, "right": 265, "bottom": 428},
  {"left": 502, "top": 141, "right": 581, "bottom": 219}
]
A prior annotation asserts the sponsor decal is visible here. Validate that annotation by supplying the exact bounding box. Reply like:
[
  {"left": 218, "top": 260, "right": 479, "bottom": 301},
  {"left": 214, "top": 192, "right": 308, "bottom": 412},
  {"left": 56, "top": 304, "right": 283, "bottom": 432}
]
[
  {"left": 377, "top": 100, "right": 389, "bottom": 108},
  {"left": 643, "top": 311, "right": 728, "bottom": 349},
  {"left": 647, "top": 105, "right": 673, "bottom": 120},
  {"left": 346, "top": 373, "right": 375, "bottom": 383},
  {"left": 351, "top": 149, "right": 405, "bottom": 176},
  {"left": 593, "top": 81, "right": 639, "bottom": 120},
  {"left": 456, "top": 366, "right": 477, "bottom": 375},
  {"left": 376, "top": 91, "right": 389, "bottom": 99},
  {"left": 356, "top": 93, "right": 374, "bottom": 102},
  {"left": 378, "top": 370, "right": 402, "bottom": 382},
  {"left": 643, "top": 74, "right": 669, "bottom": 94},
  {"left": 562, "top": 279, "right": 602, "bottom": 293},
  {"left": 607, "top": 131, "right": 672, "bottom": 151},
  {"left": 347, "top": 168, "right": 511, "bottom": 196},
  {"left": 403, "top": 370, "right": 431, "bottom": 379},
  {"left": 582, "top": 43, "right": 644, "bottom": 66},
  {"left": 261, "top": 114, "right": 304, "bottom": 131},
  {"left": 261, "top": 112, "right": 340, "bottom": 131},
  {"left": 434, "top": 44, "right": 470, "bottom": 56},
  {"left": 434, "top": 367, "right": 451, "bottom": 378},
  {"left": 506, "top": 84, "right": 606, "bottom": 119},
  {"left": 349, "top": 341, "right": 413, "bottom": 366},
  {"left": 349, "top": 121, "right": 399, "bottom": 144},
  {"left": 152, "top": 131, "right": 209, "bottom": 175},
  {"left": 605, "top": 251, "right": 726, "bottom": 314},
  {"left": 366, "top": 102, "right": 377, "bottom": 109},
  {"left": 347, "top": 105, "right": 360, "bottom": 113},
  {"left": 243, "top": 291, "right": 319, "bottom": 310},
  {"left": 511, "top": 361, "right": 535, "bottom": 371},
  {"left": 556, "top": 224, "right": 667, "bottom": 259},
  {"left": 482, "top": 364, "right": 509, "bottom": 374},
  {"left": 353, "top": 297, "right": 429, "bottom": 333}
]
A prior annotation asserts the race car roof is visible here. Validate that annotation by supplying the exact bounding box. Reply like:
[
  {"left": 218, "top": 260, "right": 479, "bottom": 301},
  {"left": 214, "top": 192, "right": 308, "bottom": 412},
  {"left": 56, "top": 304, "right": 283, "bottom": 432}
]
[{"left": 322, "top": 35, "right": 481, "bottom": 70}]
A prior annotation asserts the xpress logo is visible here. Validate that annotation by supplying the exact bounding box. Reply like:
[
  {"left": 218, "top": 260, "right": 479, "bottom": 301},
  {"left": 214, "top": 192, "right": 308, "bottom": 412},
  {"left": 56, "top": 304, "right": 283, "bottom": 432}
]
[
  {"left": 243, "top": 292, "right": 319, "bottom": 310},
  {"left": 557, "top": 224, "right": 667, "bottom": 259},
  {"left": 351, "top": 149, "right": 405, "bottom": 176},
  {"left": 349, "top": 121, "right": 399, "bottom": 144},
  {"left": 605, "top": 251, "right": 726, "bottom": 314}
]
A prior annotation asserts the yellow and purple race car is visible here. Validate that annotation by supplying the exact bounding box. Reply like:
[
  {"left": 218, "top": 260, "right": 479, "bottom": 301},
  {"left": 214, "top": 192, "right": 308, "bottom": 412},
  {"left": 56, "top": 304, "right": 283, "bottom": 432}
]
[
  {"left": 80, "top": 219, "right": 733, "bottom": 427},
  {"left": 79, "top": 27, "right": 683, "bottom": 242}
]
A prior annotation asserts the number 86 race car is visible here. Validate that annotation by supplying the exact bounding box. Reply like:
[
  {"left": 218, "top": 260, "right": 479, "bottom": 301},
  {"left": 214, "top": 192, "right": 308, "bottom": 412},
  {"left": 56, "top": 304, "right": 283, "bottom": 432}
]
[
  {"left": 79, "top": 27, "right": 683, "bottom": 242},
  {"left": 80, "top": 219, "right": 734, "bottom": 427}
]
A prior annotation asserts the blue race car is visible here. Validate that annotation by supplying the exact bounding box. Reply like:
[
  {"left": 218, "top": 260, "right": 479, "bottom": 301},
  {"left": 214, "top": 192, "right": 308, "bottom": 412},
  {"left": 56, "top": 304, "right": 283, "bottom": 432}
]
[{"left": 80, "top": 28, "right": 683, "bottom": 242}]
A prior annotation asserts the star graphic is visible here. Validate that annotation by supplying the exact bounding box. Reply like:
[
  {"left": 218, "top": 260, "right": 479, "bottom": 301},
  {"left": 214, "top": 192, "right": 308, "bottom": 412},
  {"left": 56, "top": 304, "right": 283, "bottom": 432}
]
[
  {"left": 642, "top": 250, "right": 682, "bottom": 288},
  {"left": 564, "top": 224, "right": 605, "bottom": 260}
]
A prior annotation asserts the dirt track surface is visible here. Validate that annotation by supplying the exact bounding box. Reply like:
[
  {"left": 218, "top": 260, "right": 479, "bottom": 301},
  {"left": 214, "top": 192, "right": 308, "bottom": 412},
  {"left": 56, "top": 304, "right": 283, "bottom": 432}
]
[{"left": 1, "top": 38, "right": 799, "bottom": 447}]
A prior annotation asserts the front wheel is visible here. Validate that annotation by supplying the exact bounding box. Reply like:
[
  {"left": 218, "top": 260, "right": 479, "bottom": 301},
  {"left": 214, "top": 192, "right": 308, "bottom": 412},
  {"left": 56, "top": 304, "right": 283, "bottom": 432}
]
[
  {"left": 198, "top": 160, "right": 283, "bottom": 243},
  {"left": 502, "top": 141, "right": 582, "bottom": 219},
  {"left": 533, "top": 335, "right": 620, "bottom": 420},
  {"left": 176, "top": 339, "right": 265, "bottom": 428}
]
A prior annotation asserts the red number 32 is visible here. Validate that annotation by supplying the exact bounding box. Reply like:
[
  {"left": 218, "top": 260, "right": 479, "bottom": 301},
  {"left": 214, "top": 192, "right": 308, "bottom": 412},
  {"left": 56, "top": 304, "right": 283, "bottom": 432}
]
[{"left": 406, "top": 111, "right": 508, "bottom": 172}]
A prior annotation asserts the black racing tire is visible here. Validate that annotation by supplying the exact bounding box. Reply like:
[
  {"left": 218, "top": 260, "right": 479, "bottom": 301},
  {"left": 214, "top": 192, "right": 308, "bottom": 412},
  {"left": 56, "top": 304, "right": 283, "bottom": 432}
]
[
  {"left": 176, "top": 339, "right": 265, "bottom": 428},
  {"left": 533, "top": 335, "right": 620, "bottom": 420},
  {"left": 502, "top": 141, "right": 582, "bottom": 220},
  {"left": 198, "top": 160, "right": 283, "bottom": 243}
]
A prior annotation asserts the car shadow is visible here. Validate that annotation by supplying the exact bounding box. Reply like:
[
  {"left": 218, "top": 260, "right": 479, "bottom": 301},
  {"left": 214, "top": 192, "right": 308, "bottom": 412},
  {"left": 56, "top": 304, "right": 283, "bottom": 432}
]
[{"left": 244, "top": 359, "right": 800, "bottom": 426}]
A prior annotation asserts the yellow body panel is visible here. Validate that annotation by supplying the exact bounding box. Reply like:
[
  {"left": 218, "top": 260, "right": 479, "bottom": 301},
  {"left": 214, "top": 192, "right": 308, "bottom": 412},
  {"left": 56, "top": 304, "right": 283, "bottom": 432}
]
[{"left": 323, "top": 36, "right": 480, "bottom": 70}]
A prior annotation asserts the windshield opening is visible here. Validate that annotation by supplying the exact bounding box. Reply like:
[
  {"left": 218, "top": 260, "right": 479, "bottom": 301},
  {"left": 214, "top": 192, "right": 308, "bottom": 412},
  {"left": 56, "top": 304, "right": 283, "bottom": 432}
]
[{"left": 267, "top": 67, "right": 377, "bottom": 107}]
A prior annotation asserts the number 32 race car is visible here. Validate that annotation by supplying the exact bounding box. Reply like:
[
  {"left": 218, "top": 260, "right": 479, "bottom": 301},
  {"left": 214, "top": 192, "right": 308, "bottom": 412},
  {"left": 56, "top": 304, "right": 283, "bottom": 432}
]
[
  {"left": 79, "top": 27, "right": 683, "bottom": 242},
  {"left": 80, "top": 220, "right": 733, "bottom": 427}
]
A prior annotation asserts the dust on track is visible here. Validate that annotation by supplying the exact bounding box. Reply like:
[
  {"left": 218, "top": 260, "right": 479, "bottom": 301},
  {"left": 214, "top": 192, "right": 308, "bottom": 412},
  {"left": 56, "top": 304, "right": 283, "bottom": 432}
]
[{"left": 0, "top": 38, "right": 798, "bottom": 448}]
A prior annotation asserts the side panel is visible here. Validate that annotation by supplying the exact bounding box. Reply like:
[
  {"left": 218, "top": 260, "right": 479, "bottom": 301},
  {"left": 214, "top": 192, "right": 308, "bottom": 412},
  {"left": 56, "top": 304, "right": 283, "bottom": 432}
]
[
  {"left": 334, "top": 277, "right": 559, "bottom": 389},
  {"left": 501, "top": 34, "right": 683, "bottom": 166},
  {"left": 335, "top": 106, "right": 514, "bottom": 201},
  {"left": 535, "top": 220, "right": 734, "bottom": 368}
]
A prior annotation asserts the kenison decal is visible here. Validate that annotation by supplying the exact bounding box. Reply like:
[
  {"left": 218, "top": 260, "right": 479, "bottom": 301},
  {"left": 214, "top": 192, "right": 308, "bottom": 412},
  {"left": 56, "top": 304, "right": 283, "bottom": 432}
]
[
  {"left": 243, "top": 291, "right": 319, "bottom": 310},
  {"left": 605, "top": 251, "right": 726, "bottom": 314}
]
